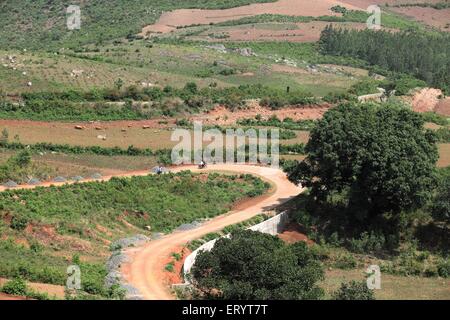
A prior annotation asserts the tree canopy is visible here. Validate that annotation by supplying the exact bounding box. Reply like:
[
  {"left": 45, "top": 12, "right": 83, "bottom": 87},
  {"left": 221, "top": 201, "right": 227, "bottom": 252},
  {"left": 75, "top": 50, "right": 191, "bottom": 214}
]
[
  {"left": 332, "top": 280, "right": 375, "bottom": 300},
  {"left": 431, "top": 168, "right": 450, "bottom": 223},
  {"left": 191, "top": 229, "right": 324, "bottom": 300},
  {"left": 288, "top": 103, "right": 439, "bottom": 220},
  {"left": 319, "top": 26, "right": 450, "bottom": 93}
]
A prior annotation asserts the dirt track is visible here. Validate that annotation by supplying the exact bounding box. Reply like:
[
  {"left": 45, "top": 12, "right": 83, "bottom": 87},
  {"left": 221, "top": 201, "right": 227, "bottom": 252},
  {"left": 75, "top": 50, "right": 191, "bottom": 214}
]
[
  {"left": 120, "top": 164, "right": 303, "bottom": 300},
  {"left": 0, "top": 164, "right": 303, "bottom": 300}
]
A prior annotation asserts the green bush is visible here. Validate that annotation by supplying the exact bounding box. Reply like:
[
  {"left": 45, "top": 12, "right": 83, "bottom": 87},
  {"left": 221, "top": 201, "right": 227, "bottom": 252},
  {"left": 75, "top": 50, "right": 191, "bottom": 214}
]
[
  {"left": 1, "top": 277, "right": 28, "bottom": 296},
  {"left": 10, "top": 215, "right": 29, "bottom": 231},
  {"left": 347, "top": 232, "right": 386, "bottom": 254},
  {"left": 437, "top": 259, "right": 450, "bottom": 278},
  {"left": 333, "top": 280, "right": 375, "bottom": 300}
]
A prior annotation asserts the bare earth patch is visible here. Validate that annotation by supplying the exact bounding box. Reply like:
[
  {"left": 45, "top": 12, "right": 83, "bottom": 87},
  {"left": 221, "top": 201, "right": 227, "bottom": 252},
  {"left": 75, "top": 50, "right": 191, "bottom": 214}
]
[
  {"left": 391, "top": 6, "right": 450, "bottom": 31},
  {"left": 434, "top": 97, "right": 450, "bottom": 117},
  {"left": 140, "top": 0, "right": 363, "bottom": 36},
  {"left": 202, "top": 21, "right": 368, "bottom": 43},
  {"left": 278, "top": 222, "right": 314, "bottom": 245}
]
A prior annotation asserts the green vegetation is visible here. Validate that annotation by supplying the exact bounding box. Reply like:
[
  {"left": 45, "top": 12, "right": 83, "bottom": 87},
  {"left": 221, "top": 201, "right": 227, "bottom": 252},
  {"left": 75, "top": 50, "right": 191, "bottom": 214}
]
[
  {"left": 0, "top": 140, "right": 162, "bottom": 157},
  {"left": 422, "top": 112, "right": 450, "bottom": 126},
  {"left": 319, "top": 26, "right": 450, "bottom": 93},
  {"left": 212, "top": 9, "right": 423, "bottom": 30},
  {"left": 0, "top": 0, "right": 276, "bottom": 50},
  {"left": 0, "top": 171, "right": 268, "bottom": 232},
  {"left": 0, "top": 277, "right": 50, "bottom": 300},
  {"left": 0, "top": 84, "right": 317, "bottom": 121},
  {"left": 187, "top": 213, "right": 270, "bottom": 251},
  {"left": 0, "top": 240, "right": 116, "bottom": 298},
  {"left": 191, "top": 229, "right": 325, "bottom": 300},
  {"left": 332, "top": 280, "right": 375, "bottom": 300},
  {"left": 0, "top": 150, "right": 51, "bottom": 184},
  {"left": 432, "top": 167, "right": 450, "bottom": 223},
  {"left": 283, "top": 103, "right": 448, "bottom": 282},
  {"left": 435, "top": 127, "right": 450, "bottom": 143},
  {"left": 0, "top": 172, "right": 269, "bottom": 298},
  {"left": 237, "top": 115, "right": 316, "bottom": 131}
]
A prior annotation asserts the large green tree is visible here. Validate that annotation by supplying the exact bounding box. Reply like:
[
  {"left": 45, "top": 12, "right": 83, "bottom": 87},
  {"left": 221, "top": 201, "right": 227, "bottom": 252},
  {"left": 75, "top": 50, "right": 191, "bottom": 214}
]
[
  {"left": 288, "top": 103, "right": 438, "bottom": 220},
  {"left": 191, "top": 229, "right": 324, "bottom": 300}
]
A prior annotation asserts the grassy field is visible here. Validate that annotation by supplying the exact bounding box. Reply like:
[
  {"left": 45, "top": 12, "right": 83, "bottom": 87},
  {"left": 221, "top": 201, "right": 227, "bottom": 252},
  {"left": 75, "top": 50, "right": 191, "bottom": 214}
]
[
  {"left": 0, "top": 39, "right": 365, "bottom": 96},
  {"left": 322, "top": 269, "right": 450, "bottom": 300}
]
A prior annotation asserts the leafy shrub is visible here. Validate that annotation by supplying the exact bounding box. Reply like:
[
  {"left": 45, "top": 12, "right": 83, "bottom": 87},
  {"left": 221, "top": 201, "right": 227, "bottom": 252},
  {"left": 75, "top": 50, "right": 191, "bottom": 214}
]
[
  {"left": 437, "top": 259, "right": 450, "bottom": 278},
  {"left": 10, "top": 215, "right": 29, "bottom": 231},
  {"left": 333, "top": 281, "right": 375, "bottom": 300},
  {"left": 1, "top": 277, "right": 28, "bottom": 296},
  {"left": 347, "top": 232, "right": 386, "bottom": 254},
  {"left": 333, "top": 253, "right": 357, "bottom": 269}
]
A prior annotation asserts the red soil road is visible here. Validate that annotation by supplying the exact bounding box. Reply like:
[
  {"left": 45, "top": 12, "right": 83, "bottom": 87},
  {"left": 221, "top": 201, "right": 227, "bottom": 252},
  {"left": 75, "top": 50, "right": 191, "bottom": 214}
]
[
  {"left": 120, "top": 164, "right": 303, "bottom": 300},
  {"left": 0, "top": 164, "right": 302, "bottom": 300},
  {"left": 141, "top": 0, "right": 364, "bottom": 35}
]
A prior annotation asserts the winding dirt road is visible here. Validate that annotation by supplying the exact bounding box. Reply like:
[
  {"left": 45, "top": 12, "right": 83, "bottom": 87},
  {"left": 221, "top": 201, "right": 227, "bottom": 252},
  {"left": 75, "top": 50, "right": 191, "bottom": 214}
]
[
  {"left": 0, "top": 164, "right": 302, "bottom": 300},
  {"left": 120, "top": 164, "right": 303, "bottom": 300}
]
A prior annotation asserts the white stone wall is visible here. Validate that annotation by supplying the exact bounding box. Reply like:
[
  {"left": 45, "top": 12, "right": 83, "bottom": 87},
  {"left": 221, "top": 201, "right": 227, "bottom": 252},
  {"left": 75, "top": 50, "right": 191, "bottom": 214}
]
[{"left": 182, "top": 211, "right": 289, "bottom": 281}]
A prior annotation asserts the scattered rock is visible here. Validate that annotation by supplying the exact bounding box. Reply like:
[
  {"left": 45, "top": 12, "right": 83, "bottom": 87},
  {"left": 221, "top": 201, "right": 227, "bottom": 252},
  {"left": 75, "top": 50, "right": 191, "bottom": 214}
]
[
  {"left": 3, "top": 180, "right": 18, "bottom": 188},
  {"left": 70, "top": 69, "right": 84, "bottom": 78},
  {"left": 28, "top": 178, "right": 41, "bottom": 185},
  {"left": 91, "top": 173, "right": 102, "bottom": 180},
  {"left": 176, "top": 221, "right": 203, "bottom": 231}
]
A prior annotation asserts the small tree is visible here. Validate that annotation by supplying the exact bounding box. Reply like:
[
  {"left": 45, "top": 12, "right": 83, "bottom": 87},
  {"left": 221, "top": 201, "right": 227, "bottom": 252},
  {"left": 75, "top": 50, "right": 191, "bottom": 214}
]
[
  {"left": 184, "top": 82, "right": 198, "bottom": 94},
  {"left": 1, "top": 277, "right": 28, "bottom": 296},
  {"left": 191, "top": 229, "right": 324, "bottom": 300},
  {"left": 333, "top": 281, "right": 375, "bottom": 300},
  {"left": 9, "top": 150, "right": 32, "bottom": 168},
  {"left": 114, "top": 78, "right": 124, "bottom": 90}
]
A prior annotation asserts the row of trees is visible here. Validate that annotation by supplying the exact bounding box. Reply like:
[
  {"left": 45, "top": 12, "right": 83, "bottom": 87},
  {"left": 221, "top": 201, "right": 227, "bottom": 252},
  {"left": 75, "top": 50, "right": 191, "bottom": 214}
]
[
  {"left": 1, "top": 83, "right": 318, "bottom": 121},
  {"left": 319, "top": 26, "right": 450, "bottom": 93}
]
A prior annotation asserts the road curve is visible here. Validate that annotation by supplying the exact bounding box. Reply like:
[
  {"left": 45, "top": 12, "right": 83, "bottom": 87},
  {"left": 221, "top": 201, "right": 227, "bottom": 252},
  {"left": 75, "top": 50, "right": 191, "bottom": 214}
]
[{"left": 121, "top": 164, "right": 303, "bottom": 300}]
